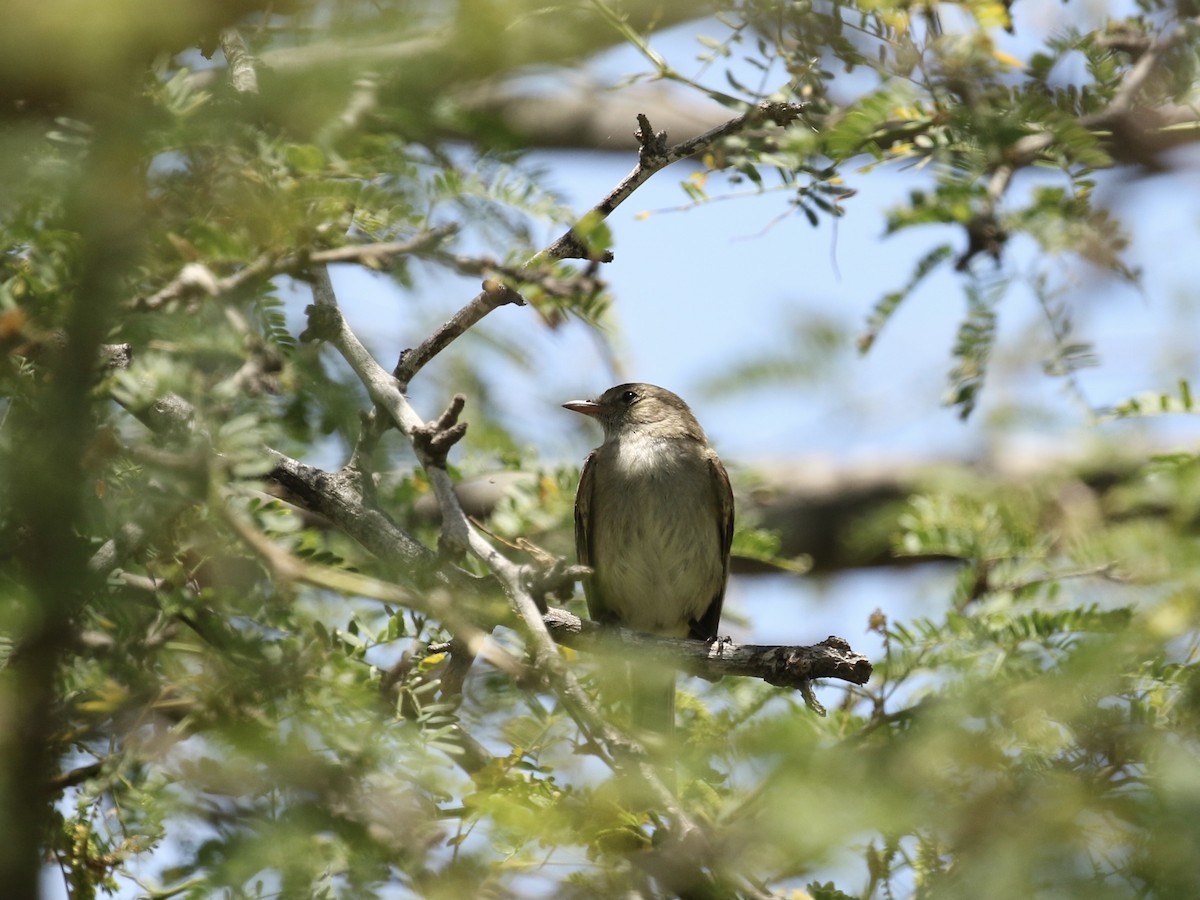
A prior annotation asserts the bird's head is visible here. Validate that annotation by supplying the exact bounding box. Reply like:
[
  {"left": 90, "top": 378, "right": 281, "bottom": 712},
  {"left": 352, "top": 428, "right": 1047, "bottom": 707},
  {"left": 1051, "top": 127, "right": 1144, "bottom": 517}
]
[{"left": 563, "top": 383, "right": 704, "bottom": 442}]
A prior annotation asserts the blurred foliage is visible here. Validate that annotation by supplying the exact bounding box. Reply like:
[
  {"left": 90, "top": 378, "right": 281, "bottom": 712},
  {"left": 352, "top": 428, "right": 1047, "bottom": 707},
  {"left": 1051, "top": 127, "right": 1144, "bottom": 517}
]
[
  {"left": 0, "top": 1, "right": 1199, "bottom": 899},
  {"left": 666, "top": 0, "right": 1193, "bottom": 418}
]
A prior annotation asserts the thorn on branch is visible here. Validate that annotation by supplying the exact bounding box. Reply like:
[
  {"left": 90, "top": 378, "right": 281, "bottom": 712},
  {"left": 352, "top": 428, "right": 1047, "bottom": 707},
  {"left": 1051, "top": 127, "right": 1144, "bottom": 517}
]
[
  {"left": 412, "top": 394, "right": 468, "bottom": 467},
  {"left": 635, "top": 112, "right": 669, "bottom": 166},
  {"left": 757, "top": 100, "right": 808, "bottom": 128}
]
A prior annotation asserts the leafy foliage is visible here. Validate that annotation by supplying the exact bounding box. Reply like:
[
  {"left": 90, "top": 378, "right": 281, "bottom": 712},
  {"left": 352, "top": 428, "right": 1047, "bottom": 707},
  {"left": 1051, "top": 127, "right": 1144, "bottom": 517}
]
[
  {"left": 1, "top": 1, "right": 1199, "bottom": 899},
  {"left": 671, "top": 0, "right": 1195, "bottom": 416}
]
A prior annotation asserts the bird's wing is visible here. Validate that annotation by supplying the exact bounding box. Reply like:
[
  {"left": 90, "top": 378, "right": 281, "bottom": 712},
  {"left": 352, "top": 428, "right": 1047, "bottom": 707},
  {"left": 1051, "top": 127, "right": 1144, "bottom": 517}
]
[
  {"left": 575, "top": 450, "right": 609, "bottom": 623},
  {"left": 690, "top": 450, "right": 735, "bottom": 641}
]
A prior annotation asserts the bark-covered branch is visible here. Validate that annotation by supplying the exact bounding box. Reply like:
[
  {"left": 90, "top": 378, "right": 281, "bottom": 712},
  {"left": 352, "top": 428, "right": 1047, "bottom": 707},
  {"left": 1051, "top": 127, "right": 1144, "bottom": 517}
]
[
  {"left": 534, "top": 102, "right": 807, "bottom": 262},
  {"left": 454, "top": 77, "right": 731, "bottom": 152},
  {"left": 408, "top": 443, "right": 1160, "bottom": 575},
  {"left": 219, "top": 28, "right": 259, "bottom": 94},
  {"left": 541, "top": 607, "right": 873, "bottom": 687},
  {"left": 135, "top": 226, "right": 458, "bottom": 311},
  {"left": 393, "top": 279, "right": 527, "bottom": 390},
  {"left": 112, "top": 90, "right": 871, "bottom": 840}
]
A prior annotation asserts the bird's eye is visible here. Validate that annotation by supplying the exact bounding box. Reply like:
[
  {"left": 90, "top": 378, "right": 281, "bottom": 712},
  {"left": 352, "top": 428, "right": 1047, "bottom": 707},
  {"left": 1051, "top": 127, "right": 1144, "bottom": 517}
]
[{"left": 620, "top": 390, "right": 638, "bottom": 404}]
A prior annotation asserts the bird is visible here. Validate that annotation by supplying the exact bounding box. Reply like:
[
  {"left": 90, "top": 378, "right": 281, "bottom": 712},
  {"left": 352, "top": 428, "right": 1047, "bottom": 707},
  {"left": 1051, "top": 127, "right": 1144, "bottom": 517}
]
[{"left": 563, "top": 383, "right": 734, "bottom": 736}]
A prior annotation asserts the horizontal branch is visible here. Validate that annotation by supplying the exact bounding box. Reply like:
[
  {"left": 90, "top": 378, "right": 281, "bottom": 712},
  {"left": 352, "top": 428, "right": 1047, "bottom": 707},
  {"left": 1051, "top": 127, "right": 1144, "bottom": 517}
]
[
  {"left": 455, "top": 77, "right": 730, "bottom": 152},
  {"left": 185, "top": 1, "right": 714, "bottom": 91},
  {"left": 136, "top": 226, "right": 457, "bottom": 310},
  {"left": 541, "top": 607, "right": 873, "bottom": 687}
]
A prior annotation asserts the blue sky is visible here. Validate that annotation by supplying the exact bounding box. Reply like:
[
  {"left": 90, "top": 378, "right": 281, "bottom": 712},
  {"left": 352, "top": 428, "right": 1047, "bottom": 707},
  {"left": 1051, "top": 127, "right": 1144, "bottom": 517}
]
[{"left": 328, "top": 126, "right": 1200, "bottom": 465}]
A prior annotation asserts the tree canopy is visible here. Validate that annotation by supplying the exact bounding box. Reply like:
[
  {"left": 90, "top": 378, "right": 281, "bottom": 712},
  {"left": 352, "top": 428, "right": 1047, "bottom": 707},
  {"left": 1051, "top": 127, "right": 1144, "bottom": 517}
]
[{"left": 2, "top": 1, "right": 1200, "bottom": 898}]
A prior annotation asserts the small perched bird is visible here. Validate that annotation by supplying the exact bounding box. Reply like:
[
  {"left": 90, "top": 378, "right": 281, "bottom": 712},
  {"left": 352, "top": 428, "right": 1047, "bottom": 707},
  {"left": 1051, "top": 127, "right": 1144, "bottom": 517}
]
[{"left": 563, "top": 383, "right": 734, "bottom": 735}]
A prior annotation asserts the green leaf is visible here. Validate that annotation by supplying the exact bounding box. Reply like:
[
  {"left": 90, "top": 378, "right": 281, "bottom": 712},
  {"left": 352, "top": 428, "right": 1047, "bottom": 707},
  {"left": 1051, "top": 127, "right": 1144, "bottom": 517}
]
[
  {"left": 859, "top": 244, "right": 954, "bottom": 353},
  {"left": 944, "top": 281, "right": 1002, "bottom": 419}
]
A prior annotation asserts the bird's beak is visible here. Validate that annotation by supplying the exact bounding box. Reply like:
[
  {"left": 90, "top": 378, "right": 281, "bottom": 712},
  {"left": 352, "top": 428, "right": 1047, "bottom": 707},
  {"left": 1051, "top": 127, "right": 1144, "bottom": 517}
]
[{"left": 562, "top": 399, "right": 603, "bottom": 418}]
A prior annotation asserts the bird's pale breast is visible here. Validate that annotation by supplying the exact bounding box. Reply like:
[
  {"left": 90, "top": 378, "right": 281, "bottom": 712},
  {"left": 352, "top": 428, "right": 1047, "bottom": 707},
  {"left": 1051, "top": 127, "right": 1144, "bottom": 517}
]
[{"left": 588, "top": 433, "right": 724, "bottom": 635}]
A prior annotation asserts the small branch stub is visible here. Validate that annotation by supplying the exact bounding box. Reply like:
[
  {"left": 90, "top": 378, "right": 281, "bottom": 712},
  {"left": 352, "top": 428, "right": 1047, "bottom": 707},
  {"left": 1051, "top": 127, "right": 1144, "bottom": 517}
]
[
  {"left": 481, "top": 277, "right": 525, "bottom": 307},
  {"left": 522, "top": 558, "right": 591, "bottom": 613},
  {"left": 411, "top": 394, "right": 468, "bottom": 468},
  {"left": 635, "top": 112, "right": 669, "bottom": 165}
]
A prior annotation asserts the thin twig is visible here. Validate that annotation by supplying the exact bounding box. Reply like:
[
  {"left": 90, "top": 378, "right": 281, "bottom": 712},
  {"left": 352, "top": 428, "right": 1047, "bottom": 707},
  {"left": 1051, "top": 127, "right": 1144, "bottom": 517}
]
[
  {"left": 432, "top": 251, "right": 603, "bottom": 299},
  {"left": 532, "top": 102, "right": 807, "bottom": 263},
  {"left": 47, "top": 761, "right": 104, "bottom": 793},
  {"left": 137, "top": 226, "right": 458, "bottom": 310},
  {"left": 394, "top": 280, "right": 526, "bottom": 390}
]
